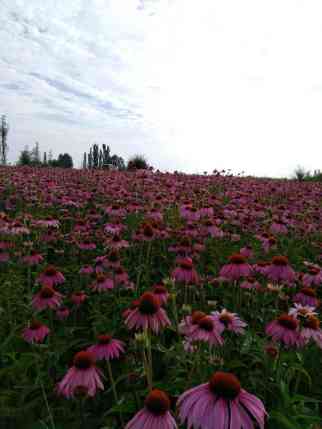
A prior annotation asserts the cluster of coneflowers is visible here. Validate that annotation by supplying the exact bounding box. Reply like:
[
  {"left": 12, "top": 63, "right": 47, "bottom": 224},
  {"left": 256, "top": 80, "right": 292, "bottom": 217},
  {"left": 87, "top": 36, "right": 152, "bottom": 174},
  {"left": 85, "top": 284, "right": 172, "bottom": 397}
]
[{"left": 1, "top": 167, "right": 322, "bottom": 428}]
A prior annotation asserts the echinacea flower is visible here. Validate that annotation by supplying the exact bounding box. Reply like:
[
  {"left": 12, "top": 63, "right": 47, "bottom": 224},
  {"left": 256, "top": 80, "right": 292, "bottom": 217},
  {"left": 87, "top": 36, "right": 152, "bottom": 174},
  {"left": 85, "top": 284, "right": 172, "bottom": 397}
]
[
  {"left": 300, "top": 315, "right": 322, "bottom": 348},
  {"left": 57, "top": 351, "right": 104, "bottom": 398},
  {"left": 22, "top": 250, "right": 44, "bottom": 266},
  {"left": 266, "top": 256, "right": 295, "bottom": 284},
  {"left": 124, "top": 292, "right": 171, "bottom": 334},
  {"left": 265, "top": 314, "right": 303, "bottom": 347},
  {"left": 87, "top": 335, "right": 125, "bottom": 361},
  {"left": 188, "top": 315, "right": 224, "bottom": 347},
  {"left": 151, "top": 283, "right": 169, "bottom": 305},
  {"left": 71, "top": 291, "right": 87, "bottom": 307},
  {"left": 171, "top": 257, "right": 200, "bottom": 285},
  {"left": 125, "top": 389, "right": 177, "bottom": 429},
  {"left": 219, "top": 254, "right": 252, "bottom": 281},
  {"left": 56, "top": 306, "right": 70, "bottom": 321},
  {"left": 90, "top": 274, "right": 114, "bottom": 292},
  {"left": 293, "top": 287, "right": 319, "bottom": 307},
  {"left": 211, "top": 309, "right": 247, "bottom": 335},
  {"left": 178, "top": 371, "right": 266, "bottom": 429},
  {"left": 22, "top": 320, "right": 50, "bottom": 344},
  {"left": 32, "top": 286, "right": 63, "bottom": 311},
  {"left": 37, "top": 265, "right": 65, "bottom": 287}
]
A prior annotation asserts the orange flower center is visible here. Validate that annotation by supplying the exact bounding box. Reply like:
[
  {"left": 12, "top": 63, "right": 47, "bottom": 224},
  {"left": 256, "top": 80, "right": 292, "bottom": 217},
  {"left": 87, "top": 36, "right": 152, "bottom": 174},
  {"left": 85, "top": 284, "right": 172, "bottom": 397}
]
[
  {"left": 209, "top": 372, "right": 241, "bottom": 399},
  {"left": 145, "top": 389, "right": 170, "bottom": 415}
]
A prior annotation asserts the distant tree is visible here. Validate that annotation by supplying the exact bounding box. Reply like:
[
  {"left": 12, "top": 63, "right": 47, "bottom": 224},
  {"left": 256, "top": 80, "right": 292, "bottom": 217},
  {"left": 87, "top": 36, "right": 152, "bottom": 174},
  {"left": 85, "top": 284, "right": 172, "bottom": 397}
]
[
  {"left": 102, "top": 144, "right": 110, "bottom": 168},
  {"left": 82, "top": 152, "right": 87, "bottom": 169},
  {"left": 56, "top": 153, "right": 73, "bottom": 168},
  {"left": 88, "top": 148, "right": 93, "bottom": 169},
  {"left": 99, "top": 148, "right": 103, "bottom": 168},
  {"left": 127, "top": 154, "right": 149, "bottom": 171},
  {"left": 48, "top": 149, "right": 53, "bottom": 162},
  {"left": 30, "top": 142, "right": 41, "bottom": 166},
  {"left": 43, "top": 152, "right": 47, "bottom": 165},
  {"left": 0, "top": 115, "right": 9, "bottom": 165},
  {"left": 92, "top": 143, "right": 99, "bottom": 169},
  {"left": 17, "top": 146, "right": 32, "bottom": 166}
]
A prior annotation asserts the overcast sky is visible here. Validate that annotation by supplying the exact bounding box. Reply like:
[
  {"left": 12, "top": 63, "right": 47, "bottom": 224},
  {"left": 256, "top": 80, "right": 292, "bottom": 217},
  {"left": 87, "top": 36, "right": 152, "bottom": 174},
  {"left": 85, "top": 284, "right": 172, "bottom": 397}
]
[{"left": 1, "top": 0, "right": 322, "bottom": 176}]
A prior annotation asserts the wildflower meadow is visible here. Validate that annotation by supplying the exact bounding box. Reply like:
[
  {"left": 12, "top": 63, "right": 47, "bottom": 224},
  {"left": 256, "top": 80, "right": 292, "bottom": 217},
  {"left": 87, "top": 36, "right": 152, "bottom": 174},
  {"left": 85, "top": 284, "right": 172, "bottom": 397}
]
[{"left": 1, "top": 166, "right": 322, "bottom": 428}]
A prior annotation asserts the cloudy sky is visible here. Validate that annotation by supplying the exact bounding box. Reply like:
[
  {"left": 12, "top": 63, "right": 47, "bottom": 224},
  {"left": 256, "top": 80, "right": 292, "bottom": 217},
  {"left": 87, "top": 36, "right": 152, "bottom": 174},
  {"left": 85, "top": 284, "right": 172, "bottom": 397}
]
[{"left": 1, "top": 0, "right": 322, "bottom": 176}]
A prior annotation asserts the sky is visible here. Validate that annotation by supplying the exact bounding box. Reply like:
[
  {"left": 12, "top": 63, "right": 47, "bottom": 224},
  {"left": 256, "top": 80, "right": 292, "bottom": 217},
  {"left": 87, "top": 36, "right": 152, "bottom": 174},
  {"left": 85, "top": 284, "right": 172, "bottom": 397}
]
[{"left": 1, "top": 0, "right": 322, "bottom": 177}]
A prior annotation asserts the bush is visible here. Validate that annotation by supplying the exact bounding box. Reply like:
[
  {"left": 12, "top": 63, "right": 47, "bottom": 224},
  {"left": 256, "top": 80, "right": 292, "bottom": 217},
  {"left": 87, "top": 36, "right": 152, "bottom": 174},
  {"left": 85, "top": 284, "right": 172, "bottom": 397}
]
[{"left": 127, "top": 154, "right": 149, "bottom": 171}]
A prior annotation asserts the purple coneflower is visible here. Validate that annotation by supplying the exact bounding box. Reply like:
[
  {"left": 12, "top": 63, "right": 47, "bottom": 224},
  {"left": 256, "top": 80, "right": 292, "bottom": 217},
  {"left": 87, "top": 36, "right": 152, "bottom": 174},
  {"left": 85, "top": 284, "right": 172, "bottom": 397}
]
[
  {"left": 125, "top": 389, "right": 177, "bottom": 429},
  {"left": 293, "top": 287, "right": 319, "bottom": 307},
  {"left": 87, "top": 335, "right": 125, "bottom": 361},
  {"left": 32, "top": 286, "right": 63, "bottom": 311},
  {"left": 300, "top": 315, "right": 322, "bottom": 348},
  {"left": 219, "top": 254, "right": 252, "bottom": 281},
  {"left": 22, "top": 320, "right": 50, "bottom": 344},
  {"left": 71, "top": 291, "right": 87, "bottom": 307},
  {"left": 211, "top": 309, "right": 247, "bottom": 335},
  {"left": 188, "top": 315, "right": 224, "bottom": 347},
  {"left": 57, "top": 351, "right": 104, "bottom": 398},
  {"left": 266, "top": 256, "right": 295, "bottom": 284},
  {"left": 56, "top": 306, "right": 70, "bottom": 321},
  {"left": 171, "top": 257, "right": 200, "bottom": 285},
  {"left": 265, "top": 314, "right": 303, "bottom": 347},
  {"left": 302, "top": 266, "right": 322, "bottom": 287},
  {"left": 151, "top": 283, "right": 169, "bottom": 305},
  {"left": 22, "top": 250, "right": 44, "bottom": 266},
  {"left": 178, "top": 371, "right": 266, "bottom": 429},
  {"left": 124, "top": 292, "right": 171, "bottom": 334},
  {"left": 90, "top": 274, "right": 114, "bottom": 292},
  {"left": 37, "top": 265, "right": 65, "bottom": 287}
]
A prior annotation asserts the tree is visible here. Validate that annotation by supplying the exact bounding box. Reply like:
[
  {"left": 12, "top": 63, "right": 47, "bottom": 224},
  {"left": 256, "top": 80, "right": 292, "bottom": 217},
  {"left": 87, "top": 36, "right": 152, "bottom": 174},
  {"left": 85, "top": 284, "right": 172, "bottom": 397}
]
[
  {"left": 30, "top": 142, "right": 41, "bottom": 166},
  {"left": 82, "top": 152, "right": 87, "bottom": 169},
  {"left": 127, "top": 154, "right": 149, "bottom": 171},
  {"left": 92, "top": 143, "right": 99, "bottom": 169},
  {"left": 56, "top": 153, "right": 73, "bottom": 168},
  {"left": 0, "top": 115, "right": 9, "bottom": 165},
  {"left": 43, "top": 152, "right": 47, "bottom": 165},
  {"left": 17, "top": 146, "right": 32, "bottom": 166}
]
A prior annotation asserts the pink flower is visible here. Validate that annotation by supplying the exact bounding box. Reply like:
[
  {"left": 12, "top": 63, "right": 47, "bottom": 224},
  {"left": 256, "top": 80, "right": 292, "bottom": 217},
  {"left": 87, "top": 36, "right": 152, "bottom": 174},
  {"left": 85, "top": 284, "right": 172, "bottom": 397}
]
[
  {"left": 171, "top": 257, "right": 200, "bottom": 285},
  {"left": 188, "top": 315, "right": 224, "bottom": 347},
  {"left": 22, "top": 250, "right": 44, "bottom": 266},
  {"left": 293, "top": 287, "right": 319, "bottom": 307},
  {"left": 265, "top": 314, "right": 303, "bottom": 347},
  {"left": 300, "top": 316, "right": 322, "bottom": 348},
  {"left": 37, "top": 265, "right": 65, "bottom": 287},
  {"left": 32, "top": 286, "right": 63, "bottom": 311},
  {"left": 151, "top": 283, "right": 169, "bottom": 305},
  {"left": 178, "top": 372, "right": 266, "bottom": 429},
  {"left": 22, "top": 320, "right": 50, "bottom": 344},
  {"left": 219, "top": 254, "right": 252, "bottom": 281},
  {"left": 125, "top": 389, "right": 177, "bottom": 429},
  {"left": 90, "top": 274, "right": 114, "bottom": 292},
  {"left": 179, "top": 311, "right": 207, "bottom": 336},
  {"left": 266, "top": 256, "right": 295, "bottom": 284},
  {"left": 57, "top": 351, "right": 104, "bottom": 398},
  {"left": 87, "top": 335, "right": 125, "bottom": 361},
  {"left": 240, "top": 277, "right": 261, "bottom": 290},
  {"left": 79, "top": 265, "right": 94, "bottom": 275},
  {"left": 211, "top": 309, "right": 247, "bottom": 335},
  {"left": 71, "top": 291, "right": 87, "bottom": 307},
  {"left": 56, "top": 306, "right": 70, "bottom": 321},
  {"left": 302, "top": 266, "right": 322, "bottom": 287},
  {"left": 124, "top": 292, "right": 171, "bottom": 334}
]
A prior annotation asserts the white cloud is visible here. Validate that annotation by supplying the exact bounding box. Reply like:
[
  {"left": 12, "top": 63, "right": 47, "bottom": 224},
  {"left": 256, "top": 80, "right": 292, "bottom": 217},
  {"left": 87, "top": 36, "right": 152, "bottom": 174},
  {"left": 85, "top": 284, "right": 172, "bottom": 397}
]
[{"left": 1, "top": 0, "right": 322, "bottom": 175}]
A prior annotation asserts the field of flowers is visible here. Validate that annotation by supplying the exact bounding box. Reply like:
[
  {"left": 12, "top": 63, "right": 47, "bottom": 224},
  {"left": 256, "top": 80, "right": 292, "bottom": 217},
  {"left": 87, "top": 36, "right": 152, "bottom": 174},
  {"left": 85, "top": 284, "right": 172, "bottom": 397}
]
[{"left": 1, "top": 166, "right": 322, "bottom": 429}]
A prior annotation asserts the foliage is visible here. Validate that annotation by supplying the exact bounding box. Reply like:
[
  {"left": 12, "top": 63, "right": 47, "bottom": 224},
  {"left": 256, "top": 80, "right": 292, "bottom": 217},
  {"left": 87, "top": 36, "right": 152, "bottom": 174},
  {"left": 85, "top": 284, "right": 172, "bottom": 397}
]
[{"left": 127, "top": 154, "right": 149, "bottom": 171}]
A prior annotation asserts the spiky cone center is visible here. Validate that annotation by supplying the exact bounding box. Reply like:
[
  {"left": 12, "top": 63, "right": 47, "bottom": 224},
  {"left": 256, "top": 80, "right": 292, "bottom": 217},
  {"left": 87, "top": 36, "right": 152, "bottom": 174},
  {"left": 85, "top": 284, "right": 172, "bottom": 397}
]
[
  {"left": 303, "top": 316, "right": 320, "bottom": 330},
  {"left": 268, "top": 237, "right": 276, "bottom": 245},
  {"left": 246, "top": 276, "right": 256, "bottom": 283},
  {"left": 139, "top": 292, "right": 160, "bottom": 315},
  {"left": 229, "top": 254, "right": 246, "bottom": 265},
  {"left": 73, "top": 351, "right": 96, "bottom": 369},
  {"left": 191, "top": 311, "right": 207, "bottom": 324},
  {"left": 111, "top": 204, "right": 120, "bottom": 210},
  {"left": 39, "top": 286, "right": 55, "bottom": 299},
  {"left": 96, "top": 274, "right": 107, "bottom": 284},
  {"left": 30, "top": 320, "right": 43, "bottom": 330},
  {"left": 143, "top": 224, "right": 154, "bottom": 237},
  {"left": 98, "top": 334, "right": 112, "bottom": 344},
  {"left": 198, "top": 316, "right": 214, "bottom": 332},
  {"left": 209, "top": 372, "right": 241, "bottom": 399},
  {"left": 145, "top": 389, "right": 170, "bottom": 416},
  {"left": 277, "top": 314, "right": 298, "bottom": 330},
  {"left": 115, "top": 266, "right": 125, "bottom": 275},
  {"left": 265, "top": 345, "right": 279, "bottom": 358},
  {"left": 112, "top": 235, "right": 121, "bottom": 242},
  {"left": 180, "top": 237, "right": 191, "bottom": 247},
  {"left": 44, "top": 265, "right": 57, "bottom": 276},
  {"left": 179, "top": 258, "right": 193, "bottom": 270},
  {"left": 301, "top": 287, "right": 316, "bottom": 297},
  {"left": 272, "top": 256, "right": 289, "bottom": 266},
  {"left": 219, "top": 312, "right": 233, "bottom": 326}
]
